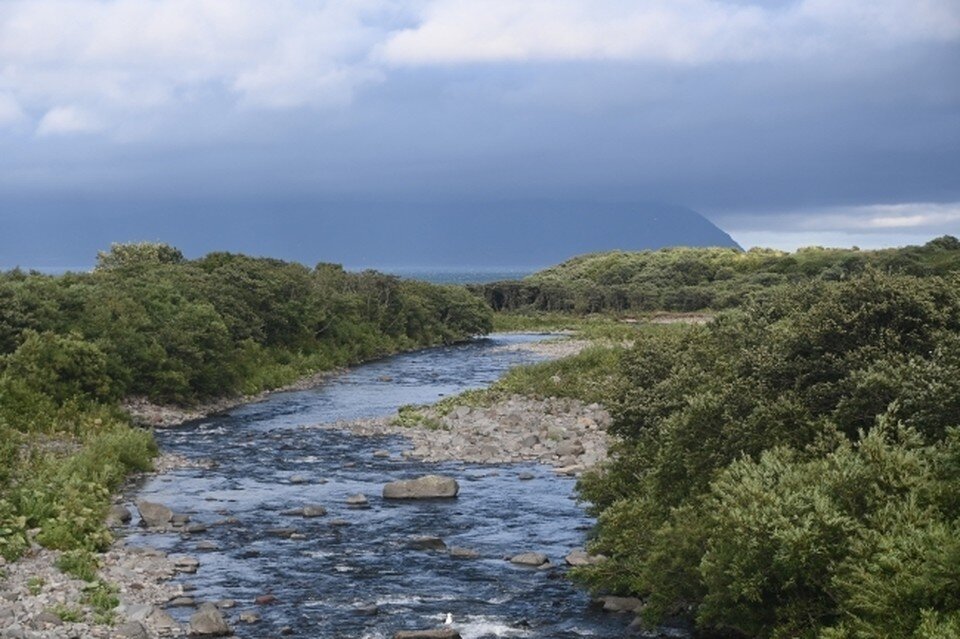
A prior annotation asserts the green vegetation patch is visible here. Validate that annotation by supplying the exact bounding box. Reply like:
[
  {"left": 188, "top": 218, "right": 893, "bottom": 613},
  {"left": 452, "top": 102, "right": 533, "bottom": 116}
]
[
  {"left": 474, "top": 236, "right": 960, "bottom": 314},
  {"left": 575, "top": 271, "right": 960, "bottom": 638}
]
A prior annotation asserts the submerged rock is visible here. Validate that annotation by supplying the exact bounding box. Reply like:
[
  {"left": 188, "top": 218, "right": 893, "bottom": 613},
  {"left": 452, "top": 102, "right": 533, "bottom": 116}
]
[
  {"left": 449, "top": 547, "right": 480, "bottom": 559},
  {"left": 383, "top": 475, "right": 459, "bottom": 499},
  {"left": 407, "top": 535, "right": 447, "bottom": 551}
]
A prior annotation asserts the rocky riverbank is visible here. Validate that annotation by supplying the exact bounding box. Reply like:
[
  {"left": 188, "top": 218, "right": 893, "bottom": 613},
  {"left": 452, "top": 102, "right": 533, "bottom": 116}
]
[
  {"left": 319, "top": 394, "right": 611, "bottom": 476},
  {"left": 122, "top": 369, "right": 343, "bottom": 428}
]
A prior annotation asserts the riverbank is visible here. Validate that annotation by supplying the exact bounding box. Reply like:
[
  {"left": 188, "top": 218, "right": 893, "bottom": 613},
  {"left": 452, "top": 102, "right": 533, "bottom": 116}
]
[
  {"left": 320, "top": 395, "right": 610, "bottom": 475},
  {"left": 0, "top": 454, "right": 210, "bottom": 639}
]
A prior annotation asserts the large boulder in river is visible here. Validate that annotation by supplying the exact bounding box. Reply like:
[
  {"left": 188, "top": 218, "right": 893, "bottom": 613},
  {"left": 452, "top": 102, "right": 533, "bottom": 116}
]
[
  {"left": 383, "top": 475, "right": 459, "bottom": 499},
  {"left": 189, "top": 603, "right": 231, "bottom": 636},
  {"left": 136, "top": 500, "right": 173, "bottom": 528}
]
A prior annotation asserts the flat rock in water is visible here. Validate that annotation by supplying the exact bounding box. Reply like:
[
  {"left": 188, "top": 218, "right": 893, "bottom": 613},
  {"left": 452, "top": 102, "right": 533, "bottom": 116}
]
[
  {"left": 407, "top": 535, "right": 447, "bottom": 551},
  {"left": 136, "top": 500, "right": 173, "bottom": 527},
  {"left": 383, "top": 475, "right": 459, "bottom": 499},
  {"left": 302, "top": 504, "right": 327, "bottom": 517},
  {"left": 510, "top": 552, "right": 549, "bottom": 567},
  {"left": 346, "top": 493, "right": 369, "bottom": 508},
  {"left": 189, "top": 603, "right": 231, "bottom": 636},
  {"left": 394, "top": 630, "right": 462, "bottom": 639},
  {"left": 449, "top": 546, "right": 480, "bottom": 559}
]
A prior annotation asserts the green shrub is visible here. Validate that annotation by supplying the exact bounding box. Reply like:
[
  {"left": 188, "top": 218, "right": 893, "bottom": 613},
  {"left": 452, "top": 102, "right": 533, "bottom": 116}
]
[{"left": 56, "top": 549, "right": 100, "bottom": 582}]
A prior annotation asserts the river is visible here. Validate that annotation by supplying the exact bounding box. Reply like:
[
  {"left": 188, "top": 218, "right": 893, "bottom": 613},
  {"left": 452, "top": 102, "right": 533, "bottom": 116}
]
[{"left": 124, "top": 333, "right": 634, "bottom": 638}]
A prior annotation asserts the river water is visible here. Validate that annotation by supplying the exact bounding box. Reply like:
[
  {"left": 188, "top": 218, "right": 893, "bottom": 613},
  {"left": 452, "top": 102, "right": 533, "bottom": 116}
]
[{"left": 125, "top": 333, "right": 634, "bottom": 638}]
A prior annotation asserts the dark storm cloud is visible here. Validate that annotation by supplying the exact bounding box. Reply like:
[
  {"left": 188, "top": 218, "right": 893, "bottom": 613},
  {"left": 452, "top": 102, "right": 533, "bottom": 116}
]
[{"left": 0, "top": 0, "right": 958, "bottom": 262}]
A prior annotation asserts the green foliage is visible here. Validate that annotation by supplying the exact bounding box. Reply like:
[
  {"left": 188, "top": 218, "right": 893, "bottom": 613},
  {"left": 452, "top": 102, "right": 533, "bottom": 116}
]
[
  {"left": 81, "top": 579, "right": 119, "bottom": 624},
  {"left": 474, "top": 236, "right": 960, "bottom": 314},
  {"left": 0, "top": 245, "right": 493, "bottom": 564},
  {"left": 27, "top": 576, "right": 44, "bottom": 595},
  {"left": 577, "top": 272, "right": 960, "bottom": 638},
  {"left": 49, "top": 604, "right": 83, "bottom": 623},
  {"left": 56, "top": 549, "right": 100, "bottom": 582},
  {"left": 95, "top": 242, "right": 184, "bottom": 272}
]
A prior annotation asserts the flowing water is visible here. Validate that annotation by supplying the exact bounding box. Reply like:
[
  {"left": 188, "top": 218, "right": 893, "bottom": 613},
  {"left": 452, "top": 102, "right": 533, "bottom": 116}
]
[{"left": 125, "top": 333, "right": 634, "bottom": 638}]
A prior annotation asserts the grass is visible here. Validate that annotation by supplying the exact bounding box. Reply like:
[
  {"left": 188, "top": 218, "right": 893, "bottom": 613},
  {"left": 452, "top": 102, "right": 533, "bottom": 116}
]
[
  {"left": 49, "top": 604, "right": 84, "bottom": 623},
  {"left": 82, "top": 579, "right": 119, "bottom": 624},
  {"left": 393, "top": 318, "right": 696, "bottom": 426},
  {"left": 56, "top": 549, "right": 99, "bottom": 582}
]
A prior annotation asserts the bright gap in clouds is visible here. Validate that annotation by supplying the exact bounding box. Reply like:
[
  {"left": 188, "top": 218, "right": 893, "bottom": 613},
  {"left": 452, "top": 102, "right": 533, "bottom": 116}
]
[{"left": 718, "top": 202, "right": 960, "bottom": 250}]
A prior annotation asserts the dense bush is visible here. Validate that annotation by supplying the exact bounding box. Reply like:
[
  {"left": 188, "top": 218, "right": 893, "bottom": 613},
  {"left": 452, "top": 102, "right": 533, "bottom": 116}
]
[
  {"left": 0, "top": 243, "right": 492, "bottom": 564},
  {"left": 577, "top": 271, "right": 960, "bottom": 638},
  {"left": 473, "top": 236, "right": 960, "bottom": 314}
]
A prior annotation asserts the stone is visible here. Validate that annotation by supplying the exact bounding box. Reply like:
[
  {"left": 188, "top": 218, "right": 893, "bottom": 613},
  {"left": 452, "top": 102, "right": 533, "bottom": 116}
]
[
  {"left": 266, "top": 528, "right": 298, "bottom": 538},
  {"left": 373, "top": 450, "right": 391, "bottom": 458},
  {"left": 106, "top": 504, "right": 133, "bottom": 526},
  {"left": 189, "top": 603, "right": 231, "bottom": 636},
  {"left": 33, "top": 611, "right": 62, "bottom": 627},
  {"left": 136, "top": 500, "right": 173, "bottom": 527},
  {"left": 301, "top": 504, "right": 327, "bottom": 518},
  {"left": 171, "top": 513, "right": 191, "bottom": 527},
  {"left": 254, "top": 594, "right": 277, "bottom": 605},
  {"left": 168, "top": 596, "right": 196, "bottom": 607},
  {"left": 556, "top": 440, "right": 585, "bottom": 457},
  {"left": 383, "top": 475, "right": 459, "bottom": 499},
  {"left": 517, "top": 472, "right": 535, "bottom": 481},
  {"left": 354, "top": 604, "right": 379, "bottom": 616},
  {"left": 346, "top": 494, "right": 369, "bottom": 508},
  {"left": 407, "top": 536, "right": 447, "bottom": 551},
  {"left": 173, "top": 556, "right": 200, "bottom": 573},
  {"left": 216, "top": 600, "right": 236, "bottom": 609},
  {"left": 510, "top": 552, "right": 549, "bottom": 567},
  {"left": 565, "top": 548, "right": 605, "bottom": 567},
  {"left": 289, "top": 475, "right": 308, "bottom": 484},
  {"left": 394, "top": 630, "right": 461, "bottom": 639},
  {"left": 147, "top": 607, "right": 179, "bottom": 629},
  {"left": 185, "top": 523, "right": 208, "bottom": 534},
  {"left": 115, "top": 621, "right": 149, "bottom": 639},
  {"left": 449, "top": 547, "right": 480, "bottom": 559},
  {"left": 238, "top": 612, "right": 260, "bottom": 624},
  {"left": 196, "top": 541, "right": 220, "bottom": 551},
  {"left": 597, "top": 595, "right": 643, "bottom": 613}
]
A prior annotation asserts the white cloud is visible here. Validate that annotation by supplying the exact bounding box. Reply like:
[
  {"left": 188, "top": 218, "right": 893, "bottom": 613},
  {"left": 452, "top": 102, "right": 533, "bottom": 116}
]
[
  {"left": 0, "top": 0, "right": 957, "bottom": 136},
  {"left": 36, "top": 105, "right": 103, "bottom": 136},
  {"left": 0, "top": 93, "right": 25, "bottom": 126},
  {"left": 379, "top": 0, "right": 960, "bottom": 65}
]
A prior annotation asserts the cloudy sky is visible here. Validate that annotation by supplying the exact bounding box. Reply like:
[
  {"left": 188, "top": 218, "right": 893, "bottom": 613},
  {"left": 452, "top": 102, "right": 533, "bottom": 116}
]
[{"left": 1, "top": 0, "right": 959, "bottom": 263}]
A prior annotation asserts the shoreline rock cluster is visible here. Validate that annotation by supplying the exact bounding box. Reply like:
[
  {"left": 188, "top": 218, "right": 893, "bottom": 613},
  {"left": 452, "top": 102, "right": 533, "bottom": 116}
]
[{"left": 321, "top": 395, "right": 611, "bottom": 475}]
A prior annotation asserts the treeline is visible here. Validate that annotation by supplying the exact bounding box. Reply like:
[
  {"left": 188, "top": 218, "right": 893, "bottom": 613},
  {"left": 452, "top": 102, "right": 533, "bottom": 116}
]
[
  {"left": 0, "top": 243, "right": 491, "bottom": 563},
  {"left": 576, "top": 271, "right": 960, "bottom": 637},
  {"left": 472, "top": 236, "right": 960, "bottom": 313}
]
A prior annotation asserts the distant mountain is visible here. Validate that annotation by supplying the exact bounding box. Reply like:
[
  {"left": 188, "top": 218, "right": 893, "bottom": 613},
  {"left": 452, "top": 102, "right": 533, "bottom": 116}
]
[{"left": 2, "top": 200, "right": 739, "bottom": 269}]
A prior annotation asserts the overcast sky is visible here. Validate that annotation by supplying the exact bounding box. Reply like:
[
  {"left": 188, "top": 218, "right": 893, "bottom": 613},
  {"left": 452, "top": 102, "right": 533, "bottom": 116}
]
[{"left": 1, "top": 0, "right": 959, "bottom": 262}]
